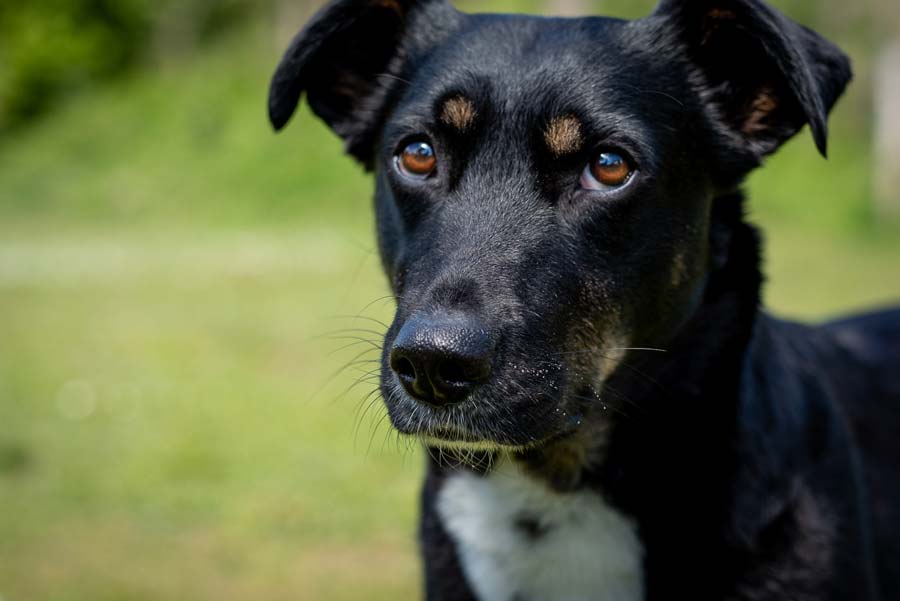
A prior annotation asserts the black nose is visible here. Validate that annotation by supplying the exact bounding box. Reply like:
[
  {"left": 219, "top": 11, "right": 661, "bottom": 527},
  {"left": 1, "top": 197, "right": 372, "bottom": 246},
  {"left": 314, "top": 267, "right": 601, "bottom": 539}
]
[{"left": 389, "top": 314, "right": 494, "bottom": 406}]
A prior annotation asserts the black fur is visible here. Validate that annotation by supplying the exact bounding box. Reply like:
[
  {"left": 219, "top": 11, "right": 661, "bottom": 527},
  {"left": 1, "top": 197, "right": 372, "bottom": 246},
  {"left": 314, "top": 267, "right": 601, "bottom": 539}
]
[{"left": 270, "top": 1, "right": 899, "bottom": 599}]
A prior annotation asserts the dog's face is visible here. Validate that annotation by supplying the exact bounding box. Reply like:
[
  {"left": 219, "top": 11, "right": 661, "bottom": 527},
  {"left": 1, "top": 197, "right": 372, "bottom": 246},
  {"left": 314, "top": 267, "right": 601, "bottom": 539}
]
[
  {"left": 369, "top": 19, "right": 718, "bottom": 448},
  {"left": 270, "top": 0, "right": 850, "bottom": 450}
]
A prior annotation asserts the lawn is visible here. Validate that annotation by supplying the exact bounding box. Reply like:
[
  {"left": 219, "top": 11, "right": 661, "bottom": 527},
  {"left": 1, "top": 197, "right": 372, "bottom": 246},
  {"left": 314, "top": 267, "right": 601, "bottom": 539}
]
[
  {"left": 1, "top": 10, "right": 899, "bottom": 601},
  {"left": 0, "top": 225, "right": 421, "bottom": 600}
]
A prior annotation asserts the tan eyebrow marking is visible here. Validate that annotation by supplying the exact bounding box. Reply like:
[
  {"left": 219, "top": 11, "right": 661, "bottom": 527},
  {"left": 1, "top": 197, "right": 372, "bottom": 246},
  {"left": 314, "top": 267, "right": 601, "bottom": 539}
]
[
  {"left": 544, "top": 115, "right": 583, "bottom": 157},
  {"left": 440, "top": 96, "right": 477, "bottom": 131}
]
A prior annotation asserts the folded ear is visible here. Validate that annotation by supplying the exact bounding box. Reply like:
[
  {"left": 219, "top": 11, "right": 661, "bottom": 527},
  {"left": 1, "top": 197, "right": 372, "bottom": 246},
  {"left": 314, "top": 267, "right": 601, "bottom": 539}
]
[
  {"left": 654, "top": 0, "right": 851, "bottom": 158},
  {"left": 269, "top": 0, "right": 456, "bottom": 165}
]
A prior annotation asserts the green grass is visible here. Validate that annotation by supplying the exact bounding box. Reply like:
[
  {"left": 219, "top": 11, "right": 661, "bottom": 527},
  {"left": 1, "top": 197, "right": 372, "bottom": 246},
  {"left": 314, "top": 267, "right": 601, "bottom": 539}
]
[
  {"left": 0, "top": 225, "right": 423, "bottom": 600},
  {"left": 0, "top": 10, "right": 899, "bottom": 601}
]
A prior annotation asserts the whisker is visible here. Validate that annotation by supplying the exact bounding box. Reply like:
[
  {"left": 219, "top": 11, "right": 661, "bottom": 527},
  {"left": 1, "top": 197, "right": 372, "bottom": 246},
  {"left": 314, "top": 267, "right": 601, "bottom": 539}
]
[
  {"left": 353, "top": 388, "right": 385, "bottom": 448},
  {"left": 603, "top": 358, "right": 668, "bottom": 391},
  {"left": 324, "top": 335, "right": 382, "bottom": 349},
  {"left": 588, "top": 381, "right": 648, "bottom": 419},
  {"left": 318, "top": 327, "right": 387, "bottom": 338},
  {"left": 570, "top": 392, "right": 632, "bottom": 420},
  {"left": 325, "top": 314, "right": 391, "bottom": 330},
  {"left": 326, "top": 338, "right": 382, "bottom": 357},
  {"left": 319, "top": 348, "right": 383, "bottom": 397},
  {"left": 367, "top": 405, "right": 393, "bottom": 458},
  {"left": 553, "top": 346, "right": 667, "bottom": 357},
  {"left": 333, "top": 374, "right": 380, "bottom": 409},
  {"left": 620, "top": 83, "right": 685, "bottom": 108},
  {"left": 376, "top": 72, "right": 412, "bottom": 85},
  {"left": 357, "top": 294, "right": 400, "bottom": 315}
]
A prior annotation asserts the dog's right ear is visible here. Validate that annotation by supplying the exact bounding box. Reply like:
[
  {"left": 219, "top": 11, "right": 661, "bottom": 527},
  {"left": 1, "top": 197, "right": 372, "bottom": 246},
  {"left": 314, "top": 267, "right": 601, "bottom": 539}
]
[{"left": 269, "top": 0, "right": 456, "bottom": 166}]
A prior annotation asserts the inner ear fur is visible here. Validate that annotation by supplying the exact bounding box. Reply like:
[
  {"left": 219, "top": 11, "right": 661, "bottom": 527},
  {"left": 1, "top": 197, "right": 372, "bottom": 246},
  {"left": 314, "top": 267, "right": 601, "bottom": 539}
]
[
  {"left": 268, "top": 0, "right": 457, "bottom": 166},
  {"left": 654, "top": 0, "right": 851, "bottom": 159}
]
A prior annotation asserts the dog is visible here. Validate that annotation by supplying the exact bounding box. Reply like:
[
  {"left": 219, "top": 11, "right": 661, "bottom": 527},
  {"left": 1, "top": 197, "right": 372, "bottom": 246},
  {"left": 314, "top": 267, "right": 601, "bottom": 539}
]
[{"left": 269, "top": 0, "right": 900, "bottom": 599}]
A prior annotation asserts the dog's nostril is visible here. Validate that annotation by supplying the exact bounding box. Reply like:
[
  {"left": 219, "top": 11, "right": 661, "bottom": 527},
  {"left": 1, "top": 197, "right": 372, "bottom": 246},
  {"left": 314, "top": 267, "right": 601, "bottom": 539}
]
[
  {"left": 436, "top": 360, "right": 467, "bottom": 386},
  {"left": 392, "top": 356, "right": 416, "bottom": 381}
]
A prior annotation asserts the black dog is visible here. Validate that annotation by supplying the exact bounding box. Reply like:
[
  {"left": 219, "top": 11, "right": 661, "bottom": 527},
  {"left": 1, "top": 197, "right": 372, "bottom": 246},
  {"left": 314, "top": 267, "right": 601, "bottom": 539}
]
[{"left": 269, "top": 0, "right": 900, "bottom": 599}]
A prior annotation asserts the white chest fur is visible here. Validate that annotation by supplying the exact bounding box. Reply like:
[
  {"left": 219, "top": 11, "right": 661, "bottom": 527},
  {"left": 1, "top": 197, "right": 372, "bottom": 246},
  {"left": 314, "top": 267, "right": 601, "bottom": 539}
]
[{"left": 436, "top": 461, "right": 645, "bottom": 601}]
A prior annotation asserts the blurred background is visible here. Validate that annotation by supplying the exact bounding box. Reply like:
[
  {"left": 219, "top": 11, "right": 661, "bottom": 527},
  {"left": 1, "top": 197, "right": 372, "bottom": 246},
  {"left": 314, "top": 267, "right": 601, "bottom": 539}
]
[{"left": 0, "top": 0, "right": 898, "bottom": 599}]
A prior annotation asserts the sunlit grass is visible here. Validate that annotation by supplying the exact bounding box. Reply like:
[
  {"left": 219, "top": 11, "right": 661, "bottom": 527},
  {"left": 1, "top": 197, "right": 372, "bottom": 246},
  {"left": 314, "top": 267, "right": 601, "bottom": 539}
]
[{"left": 0, "top": 226, "right": 422, "bottom": 600}]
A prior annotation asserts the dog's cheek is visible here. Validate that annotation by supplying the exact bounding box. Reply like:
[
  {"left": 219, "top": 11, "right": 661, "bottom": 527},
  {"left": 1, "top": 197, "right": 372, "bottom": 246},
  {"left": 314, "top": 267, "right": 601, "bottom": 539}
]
[
  {"left": 374, "top": 175, "right": 407, "bottom": 290},
  {"left": 550, "top": 270, "right": 630, "bottom": 390},
  {"left": 607, "top": 198, "right": 712, "bottom": 347},
  {"left": 663, "top": 226, "right": 713, "bottom": 329},
  {"left": 637, "top": 248, "right": 709, "bottom": 346},
  {"left": 673, "top": 242, "right": 709, "bottom": 303},
  {"left": 591, "top": 319, "right": 632, "bottom": 385}
]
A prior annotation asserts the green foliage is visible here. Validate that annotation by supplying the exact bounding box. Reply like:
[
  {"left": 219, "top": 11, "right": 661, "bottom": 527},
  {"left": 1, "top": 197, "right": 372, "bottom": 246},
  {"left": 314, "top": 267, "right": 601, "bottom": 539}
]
[
  {"left": 0, "top": 0, "right": 271, "bottom": 131},
  {"left": 1, "top": 0, "right": 893, "bottom": 132},
  {"left": 0, "top": 0, "right": 145, "bottom": 129}
]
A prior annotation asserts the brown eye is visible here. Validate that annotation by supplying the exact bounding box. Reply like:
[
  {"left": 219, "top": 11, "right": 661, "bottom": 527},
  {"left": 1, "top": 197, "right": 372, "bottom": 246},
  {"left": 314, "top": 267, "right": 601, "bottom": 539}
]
[
  {"left": 581, "top": 151, "right": 633, "bottom": 190},
  {"left": 396, "top": 141, "right": 437, "bottom": 179}
]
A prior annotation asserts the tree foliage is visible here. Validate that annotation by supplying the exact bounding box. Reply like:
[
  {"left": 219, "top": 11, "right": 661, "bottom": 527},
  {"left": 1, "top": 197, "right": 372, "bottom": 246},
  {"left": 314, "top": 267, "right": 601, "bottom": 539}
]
[
  {"left": 0, "top": 0, "right": 896, "bottom": 133},
  {"left": 0, "top": 0, "right": 271, "bottom": 131}
]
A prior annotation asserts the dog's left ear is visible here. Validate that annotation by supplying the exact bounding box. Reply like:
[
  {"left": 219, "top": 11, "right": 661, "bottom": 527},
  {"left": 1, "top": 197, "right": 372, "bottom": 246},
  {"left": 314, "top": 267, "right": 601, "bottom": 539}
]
[
  {"left": 654, "top": 0, "right": 851, "bottom": 159},
  {"left": 269, "top": 0, "right": 457, "bottom": 166}
]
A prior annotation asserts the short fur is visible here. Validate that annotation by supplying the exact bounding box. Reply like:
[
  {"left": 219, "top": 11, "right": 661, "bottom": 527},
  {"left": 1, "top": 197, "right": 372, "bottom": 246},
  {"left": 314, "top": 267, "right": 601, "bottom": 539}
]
[
  {"left": 269, "top": 1, "right": 899, "bottom": 599},
  {"left": 441, "top": 96, "right": 478, "bottom": 131},
  {"left": 544, "top": 116, "right": 583, "bottom": 156}
]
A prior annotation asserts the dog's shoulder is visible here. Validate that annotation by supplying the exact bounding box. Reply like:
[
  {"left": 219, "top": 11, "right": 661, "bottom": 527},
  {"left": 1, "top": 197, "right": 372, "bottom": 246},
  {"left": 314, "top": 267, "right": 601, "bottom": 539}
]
[
  {"left": 823, "top": 307, "right": 900, "bottom": 377},
  {"left": 731, "top": 310, "right": 898, "bottom": 599},
  {"left": 748, "top": 308, "right": 900, "bottom": 439},
  {"left": 823, "top": 308, "right": 900, "bottom": 599}
]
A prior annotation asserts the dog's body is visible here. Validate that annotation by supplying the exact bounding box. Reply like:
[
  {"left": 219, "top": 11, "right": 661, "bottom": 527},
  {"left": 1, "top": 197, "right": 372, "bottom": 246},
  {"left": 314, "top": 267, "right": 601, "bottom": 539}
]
[
  {"left": 269, "top": 0, "right": 900, "bottom": 598},
  {"left": 421, "top": 304, "right": 900, "bottom": 601}
]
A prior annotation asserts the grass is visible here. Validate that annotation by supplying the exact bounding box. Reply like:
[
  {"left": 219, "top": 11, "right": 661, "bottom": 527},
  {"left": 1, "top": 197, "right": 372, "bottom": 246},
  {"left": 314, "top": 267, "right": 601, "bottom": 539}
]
[
  {"left": 0, "top": 225, "right": 423, "bottom": 600},
  {"left": 0, "top": 9, "right": 899, "bottom": 601}
]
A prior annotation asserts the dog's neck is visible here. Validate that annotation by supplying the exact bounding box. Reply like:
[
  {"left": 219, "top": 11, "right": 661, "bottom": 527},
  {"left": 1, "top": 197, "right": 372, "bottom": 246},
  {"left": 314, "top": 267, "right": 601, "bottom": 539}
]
[
  {"left": 517, "top": 191, "right": 764, "bottom": 494},
  {"left": 618, "top": 190, "right": 764, "bottom": 403},
  {"left": 435, "top": 191, "right": 765, "bottom": 499}
]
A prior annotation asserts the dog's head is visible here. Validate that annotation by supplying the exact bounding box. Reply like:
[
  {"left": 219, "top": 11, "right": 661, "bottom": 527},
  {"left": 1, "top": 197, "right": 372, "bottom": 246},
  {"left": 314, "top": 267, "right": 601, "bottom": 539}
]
[{"left": 270, "top": 0, "right": 850, "bottom": 451}]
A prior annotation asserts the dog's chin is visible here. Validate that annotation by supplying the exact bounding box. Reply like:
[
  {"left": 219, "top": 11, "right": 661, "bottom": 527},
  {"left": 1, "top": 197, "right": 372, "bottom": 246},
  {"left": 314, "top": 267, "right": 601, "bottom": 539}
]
[
  {"left": 418, "top": 435, "right": 522, "bottom": 452},
  {"left": 394, "top": 418, "right": 551, "bottom": 453},
  {"left": 416, "top": 430, "right": 546, "bottom": 453}
]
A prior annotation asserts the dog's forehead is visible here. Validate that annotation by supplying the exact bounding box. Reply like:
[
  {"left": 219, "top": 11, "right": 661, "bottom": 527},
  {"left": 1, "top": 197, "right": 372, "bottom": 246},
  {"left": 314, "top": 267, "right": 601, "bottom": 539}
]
[
  {"left": 419, "top": 14, "right": 633, "bottom": 97},
  {"left": 444, "top": 13, "right": 628, "bottom": 65},
  {"left": 391, "top": 13, "right": 680, "bottom": 143}
]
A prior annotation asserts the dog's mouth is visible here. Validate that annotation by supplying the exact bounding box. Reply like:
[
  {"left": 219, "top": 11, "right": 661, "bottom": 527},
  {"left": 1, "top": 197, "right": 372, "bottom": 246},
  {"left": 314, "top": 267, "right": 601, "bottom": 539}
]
[
  {"left": 418, "top": 427, "right": 580, "bottom": 453},
  {"left": 418, "top": 428, "right": 518, "bottom": 451},
  {"left": 381, "top": 376, "right": 593, "bottom": 452},
  {"left": 377, "top": 313, "right": 617, "bottom": 452}
]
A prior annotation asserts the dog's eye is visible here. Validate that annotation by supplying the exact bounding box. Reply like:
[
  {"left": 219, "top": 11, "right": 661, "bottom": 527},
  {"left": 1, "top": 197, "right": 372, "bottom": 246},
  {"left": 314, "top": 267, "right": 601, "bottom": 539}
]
[
  {"left": 580, "top": 151, "right": 633, "bottom": 190},
  {"left": 396, "top": 141, "right": 437, "bottom": 180}
]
